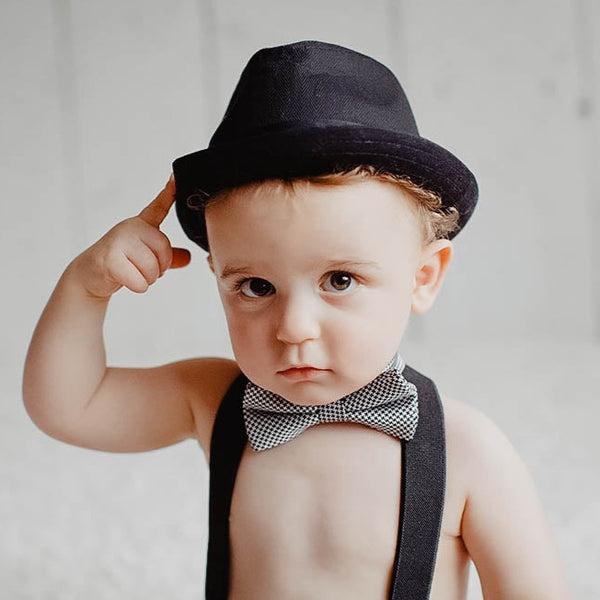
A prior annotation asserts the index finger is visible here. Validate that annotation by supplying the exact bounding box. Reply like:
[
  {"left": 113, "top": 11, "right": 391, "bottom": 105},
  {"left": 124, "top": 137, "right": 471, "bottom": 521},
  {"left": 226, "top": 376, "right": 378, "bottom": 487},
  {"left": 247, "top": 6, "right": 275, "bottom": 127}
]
[{"left": 138, "top": 175, "right": 176, "bottom": 228}]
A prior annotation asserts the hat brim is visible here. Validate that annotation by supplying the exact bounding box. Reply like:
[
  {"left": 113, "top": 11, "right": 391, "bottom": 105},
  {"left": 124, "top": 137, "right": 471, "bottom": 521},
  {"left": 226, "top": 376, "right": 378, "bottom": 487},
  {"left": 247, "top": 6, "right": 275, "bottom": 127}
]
[{"left": 173, "top": 124, "right": 478, "bottom": 250}]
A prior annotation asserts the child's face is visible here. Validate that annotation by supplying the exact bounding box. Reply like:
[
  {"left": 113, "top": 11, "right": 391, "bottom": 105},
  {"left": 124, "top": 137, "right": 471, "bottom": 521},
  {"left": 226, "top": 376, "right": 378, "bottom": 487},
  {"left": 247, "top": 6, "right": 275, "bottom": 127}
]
[{"left": 206, "top": 178, "right": 431, "bottom": 405}]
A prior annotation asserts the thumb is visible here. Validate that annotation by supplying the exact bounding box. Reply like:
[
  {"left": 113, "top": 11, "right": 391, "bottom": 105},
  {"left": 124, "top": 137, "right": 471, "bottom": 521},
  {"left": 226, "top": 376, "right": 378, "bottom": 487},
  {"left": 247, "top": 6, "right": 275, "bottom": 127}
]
[{"left": 169, "top": 247, "right": 191, "bottom": 269}]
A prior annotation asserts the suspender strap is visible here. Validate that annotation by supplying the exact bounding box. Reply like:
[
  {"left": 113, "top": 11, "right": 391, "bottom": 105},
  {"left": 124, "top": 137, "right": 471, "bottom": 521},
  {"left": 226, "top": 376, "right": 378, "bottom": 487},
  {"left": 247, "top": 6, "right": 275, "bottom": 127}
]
[
  {"left": 206, "top": 367, "right": 446, "bottom": 600},
  {"left": 389, "top": 366, "right": 446, "bottom": 600},
  {"left": 205, "top": 374, "right": 248, "bottom": 600}
]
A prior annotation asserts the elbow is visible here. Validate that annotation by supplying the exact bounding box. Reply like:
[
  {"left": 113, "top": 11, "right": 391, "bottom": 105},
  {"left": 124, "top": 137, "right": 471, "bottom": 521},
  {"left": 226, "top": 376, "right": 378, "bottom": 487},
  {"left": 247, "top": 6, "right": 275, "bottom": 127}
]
[
  {"left": 22, "top": 389, "right": 61, "bottom": 439},
  {"left": 22, "top": 382, "right": 77, "bottom": 444}
]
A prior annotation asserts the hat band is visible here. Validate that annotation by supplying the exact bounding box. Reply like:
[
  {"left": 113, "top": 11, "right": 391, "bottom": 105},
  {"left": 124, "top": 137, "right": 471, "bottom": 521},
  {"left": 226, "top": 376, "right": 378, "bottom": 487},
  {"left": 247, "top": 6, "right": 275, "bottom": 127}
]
[{"left": 211, "top": 119, "right": 392, "bottom": 146}]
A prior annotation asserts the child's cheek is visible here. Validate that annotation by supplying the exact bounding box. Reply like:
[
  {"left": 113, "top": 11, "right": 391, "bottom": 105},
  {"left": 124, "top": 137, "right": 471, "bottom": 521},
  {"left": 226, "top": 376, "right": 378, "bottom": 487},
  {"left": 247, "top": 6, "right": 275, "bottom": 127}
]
[{"left": 225, "top": 307, "right": 269, "bottom": 353}]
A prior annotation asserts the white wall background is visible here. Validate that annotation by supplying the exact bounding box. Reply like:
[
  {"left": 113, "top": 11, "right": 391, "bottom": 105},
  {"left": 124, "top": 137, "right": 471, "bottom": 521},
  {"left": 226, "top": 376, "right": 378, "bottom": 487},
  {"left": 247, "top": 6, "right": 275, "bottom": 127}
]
[{"left": 1, "top": 1, "right": 599, "bottom": 598}]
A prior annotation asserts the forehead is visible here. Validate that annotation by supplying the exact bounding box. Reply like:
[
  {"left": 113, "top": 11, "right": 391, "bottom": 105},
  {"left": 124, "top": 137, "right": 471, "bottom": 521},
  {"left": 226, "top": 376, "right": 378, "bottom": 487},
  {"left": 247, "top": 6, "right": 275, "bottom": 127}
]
[{"left": 205, "top": 178, "right": 423, "bottom": 264}]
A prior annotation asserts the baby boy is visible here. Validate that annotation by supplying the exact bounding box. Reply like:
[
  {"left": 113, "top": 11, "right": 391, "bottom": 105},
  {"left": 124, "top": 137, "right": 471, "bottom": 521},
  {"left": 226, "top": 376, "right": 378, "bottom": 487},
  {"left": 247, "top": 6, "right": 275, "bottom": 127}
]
[{"left": 24, "top": 41, "right": 569, "bottom": 599}]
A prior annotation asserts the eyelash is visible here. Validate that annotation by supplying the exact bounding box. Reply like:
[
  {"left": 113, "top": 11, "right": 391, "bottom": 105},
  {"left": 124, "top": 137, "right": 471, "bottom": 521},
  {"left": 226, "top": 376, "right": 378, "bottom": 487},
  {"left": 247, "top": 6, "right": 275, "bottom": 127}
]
[
  {"left": 233, "top": 271, "right": 359, "bottom": 298},
  {"left": 232, "top": 277, "right": 274, "bottom": 298}
]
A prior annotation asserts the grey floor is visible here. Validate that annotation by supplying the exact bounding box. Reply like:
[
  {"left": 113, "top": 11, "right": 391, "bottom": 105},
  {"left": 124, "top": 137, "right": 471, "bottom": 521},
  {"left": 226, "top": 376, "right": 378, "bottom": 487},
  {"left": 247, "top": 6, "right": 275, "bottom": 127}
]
[{"left": 3, "top": 340, "right": 598, "bottom": 599}]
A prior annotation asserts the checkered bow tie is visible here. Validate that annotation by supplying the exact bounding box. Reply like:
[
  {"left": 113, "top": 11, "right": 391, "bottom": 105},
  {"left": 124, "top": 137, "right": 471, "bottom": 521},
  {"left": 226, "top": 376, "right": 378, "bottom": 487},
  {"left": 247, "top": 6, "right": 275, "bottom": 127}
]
[{"left": 242, "top": 360, "right": 419, "bottom": 451}]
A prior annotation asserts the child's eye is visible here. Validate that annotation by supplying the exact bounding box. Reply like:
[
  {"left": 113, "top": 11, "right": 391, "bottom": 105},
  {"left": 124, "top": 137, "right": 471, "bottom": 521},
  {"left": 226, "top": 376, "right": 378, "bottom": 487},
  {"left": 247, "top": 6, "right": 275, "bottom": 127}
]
[
  {"left": 321, "top": 271, "right": 357, "bottom": 293},
  {"left": 238, "top": 278, "right": 275, "bottom": 298}
]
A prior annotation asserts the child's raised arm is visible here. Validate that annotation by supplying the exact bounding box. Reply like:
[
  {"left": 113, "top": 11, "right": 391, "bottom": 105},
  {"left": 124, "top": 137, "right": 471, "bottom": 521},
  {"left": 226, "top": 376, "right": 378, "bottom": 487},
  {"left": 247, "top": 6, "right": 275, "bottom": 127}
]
[{"left": 23, "top": 178, "right": 238, "bottom": 455}]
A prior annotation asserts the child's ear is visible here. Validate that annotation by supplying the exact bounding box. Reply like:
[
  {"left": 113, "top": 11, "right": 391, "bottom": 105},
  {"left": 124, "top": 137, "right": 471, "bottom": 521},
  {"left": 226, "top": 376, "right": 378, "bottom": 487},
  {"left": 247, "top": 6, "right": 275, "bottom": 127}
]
[
  {"left": 411, "top": 239, "right": 453, "bottom": 314},
  {"left": 207, "top": 254, "right": 215, "bottom": 274}
]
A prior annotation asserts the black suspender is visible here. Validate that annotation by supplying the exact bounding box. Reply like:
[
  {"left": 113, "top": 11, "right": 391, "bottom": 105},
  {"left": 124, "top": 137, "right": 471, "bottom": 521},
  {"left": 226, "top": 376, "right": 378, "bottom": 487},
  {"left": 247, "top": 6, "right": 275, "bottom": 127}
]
[
  {"left": 205, "top": 374, "right": 247, "bottom": 600},
  {"left": 206, "top": 367, "right": 445, "bottom": 600},
  {"left": 389, "top": 366, "right": 446, "bottom": 600}
]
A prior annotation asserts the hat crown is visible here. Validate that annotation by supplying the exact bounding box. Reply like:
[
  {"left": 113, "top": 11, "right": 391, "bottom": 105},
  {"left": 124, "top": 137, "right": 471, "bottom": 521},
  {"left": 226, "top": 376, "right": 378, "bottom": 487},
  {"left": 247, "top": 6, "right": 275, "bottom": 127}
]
[
  {"left": 173, "top": 40, "right": 478, "bottom": 249},
  {"left": 211, "top": 41, "right": 419, "bottom": 145}
]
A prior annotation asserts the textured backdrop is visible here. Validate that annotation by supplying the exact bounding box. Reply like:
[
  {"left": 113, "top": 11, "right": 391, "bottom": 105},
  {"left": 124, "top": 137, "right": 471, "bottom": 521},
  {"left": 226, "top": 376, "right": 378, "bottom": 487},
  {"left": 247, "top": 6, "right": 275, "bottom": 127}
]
[{"left": 2, "top": 0, "right": 599, "bottom": 598}]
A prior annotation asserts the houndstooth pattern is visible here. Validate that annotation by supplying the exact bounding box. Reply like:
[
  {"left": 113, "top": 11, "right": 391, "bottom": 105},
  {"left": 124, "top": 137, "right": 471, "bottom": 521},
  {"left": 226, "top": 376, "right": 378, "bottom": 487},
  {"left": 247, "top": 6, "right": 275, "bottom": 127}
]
[{"left": 243, "top": 359, "right": 419, "bottom": 451}]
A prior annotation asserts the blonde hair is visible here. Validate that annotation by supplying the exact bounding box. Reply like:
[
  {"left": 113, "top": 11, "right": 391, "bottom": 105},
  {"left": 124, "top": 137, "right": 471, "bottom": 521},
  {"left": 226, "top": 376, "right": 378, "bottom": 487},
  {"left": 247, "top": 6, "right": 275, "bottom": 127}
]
[{"left": 209, "top": 166, "right": 460, "bottom": 243}]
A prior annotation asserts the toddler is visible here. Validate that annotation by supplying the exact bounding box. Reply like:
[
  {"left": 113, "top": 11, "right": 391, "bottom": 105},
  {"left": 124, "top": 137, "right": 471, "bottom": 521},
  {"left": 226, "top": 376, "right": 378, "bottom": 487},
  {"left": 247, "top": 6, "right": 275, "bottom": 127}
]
[{"left": 24, "top": 41, "right": 569, "bottom": 599}]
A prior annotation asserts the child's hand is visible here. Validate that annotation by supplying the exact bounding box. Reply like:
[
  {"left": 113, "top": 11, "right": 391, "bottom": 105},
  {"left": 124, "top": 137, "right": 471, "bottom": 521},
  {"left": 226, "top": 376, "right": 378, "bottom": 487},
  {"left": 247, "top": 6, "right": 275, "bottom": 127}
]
[{"left": 72, "top": 176, "right": 191, "bottom": 298}]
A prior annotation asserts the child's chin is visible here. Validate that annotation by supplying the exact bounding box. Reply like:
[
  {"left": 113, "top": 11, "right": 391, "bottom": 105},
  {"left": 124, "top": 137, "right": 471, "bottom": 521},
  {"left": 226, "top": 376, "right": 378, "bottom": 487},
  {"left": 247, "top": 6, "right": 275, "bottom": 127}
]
[{"left": 274, "top": 378, "right": 363, "bottom": 407}]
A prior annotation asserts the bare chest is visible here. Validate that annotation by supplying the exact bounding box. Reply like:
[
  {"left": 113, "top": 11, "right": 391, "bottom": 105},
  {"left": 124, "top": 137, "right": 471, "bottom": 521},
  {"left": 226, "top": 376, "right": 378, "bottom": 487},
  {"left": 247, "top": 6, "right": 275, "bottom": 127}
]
[
  {"left": 227, "top": 422, "right": 470, "bottom": 599},
  {"left": 227, "top": 423, "right": 466, "bottom": 599}
]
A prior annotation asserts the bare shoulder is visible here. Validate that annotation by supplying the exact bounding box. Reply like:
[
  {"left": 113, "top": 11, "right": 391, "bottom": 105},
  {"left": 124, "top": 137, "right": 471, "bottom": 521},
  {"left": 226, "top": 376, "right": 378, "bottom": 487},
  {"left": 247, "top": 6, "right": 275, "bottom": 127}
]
[
  {"left": 440, "top": 395, "right": 570, "bottom": 598},
  {"left": 441, "top": 394, "right": 514, "bottom": 475},
  {"left": 436, "top": 395, "right": 506, "bottom": 536},
  {"left": 441, "top": 394, "right": 544, "bottom": 512},
  {"left": 170, "top": 356, "right": 241, "bottom": 452}
]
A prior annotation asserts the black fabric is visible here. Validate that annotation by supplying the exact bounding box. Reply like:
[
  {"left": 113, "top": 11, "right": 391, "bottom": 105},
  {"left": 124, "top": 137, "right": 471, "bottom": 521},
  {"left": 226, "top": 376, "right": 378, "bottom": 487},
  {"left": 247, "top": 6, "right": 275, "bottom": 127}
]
[
  {"left": 173, "top": 40, "right": 478, "bottom": 250},
  {"left": 390, "top": 365, "right": 446, "bottom": 599},
  {"left": 206, "top": 374, "right": 247, "bottom": 600},
  {"left": 206, "top": 366, "right": 445, "bottom": 600}
]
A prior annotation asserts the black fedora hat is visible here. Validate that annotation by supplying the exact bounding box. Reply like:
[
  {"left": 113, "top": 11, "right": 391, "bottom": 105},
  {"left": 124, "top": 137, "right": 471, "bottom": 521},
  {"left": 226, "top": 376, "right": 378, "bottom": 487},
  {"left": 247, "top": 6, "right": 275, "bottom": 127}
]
[{"left": 173, "top": 40, "right": 478, "bottom": 250}]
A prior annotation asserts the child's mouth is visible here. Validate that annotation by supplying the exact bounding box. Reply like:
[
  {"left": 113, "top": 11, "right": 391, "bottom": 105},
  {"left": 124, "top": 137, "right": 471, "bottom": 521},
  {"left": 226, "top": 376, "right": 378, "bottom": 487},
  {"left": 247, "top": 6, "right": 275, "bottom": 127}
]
[{"left": 278, "top": 366, "right": 329, "bottom": 381}]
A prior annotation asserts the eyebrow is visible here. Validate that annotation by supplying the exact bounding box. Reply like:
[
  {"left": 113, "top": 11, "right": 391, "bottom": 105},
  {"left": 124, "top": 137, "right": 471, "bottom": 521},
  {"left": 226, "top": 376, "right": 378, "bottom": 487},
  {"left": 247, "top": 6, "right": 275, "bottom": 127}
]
[
  {"left": 218, "top": 259, "right": 380, "bottom": 281},
  {"left": 324, "top": 259, "right": 380, "bottom": 272},
  {"left": 218, "top": 265, "right": 254, "bottom": 280}
]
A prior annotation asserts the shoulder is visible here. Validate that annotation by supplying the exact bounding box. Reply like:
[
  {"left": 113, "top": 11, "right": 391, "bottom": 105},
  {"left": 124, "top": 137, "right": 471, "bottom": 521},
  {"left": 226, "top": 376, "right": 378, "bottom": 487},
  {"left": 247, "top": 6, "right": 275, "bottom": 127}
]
[
  {"left": 169, "top": 357, "right": 241, "bottom": 452},
  {"left": 442, "top": 394, "right": 513, "bottom": 467},
  {"left": 173, "top": 356, "right": 241, "bottom": 389},
  {"left": 440, "top": 395, "right": 570, "bottom": 597},
  {"left": 441, "top": 394, "right": 528, "bottom": 503},
  {"left": 436, "top": 395, "right": 511, "bottom": 535}
]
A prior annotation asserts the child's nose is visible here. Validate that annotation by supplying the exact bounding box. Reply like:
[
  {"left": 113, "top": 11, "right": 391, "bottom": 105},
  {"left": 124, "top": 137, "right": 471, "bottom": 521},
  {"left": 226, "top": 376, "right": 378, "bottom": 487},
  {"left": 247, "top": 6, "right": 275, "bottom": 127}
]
[{"left": 275, "top": 293, "right": 321, "bottom": 345}]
